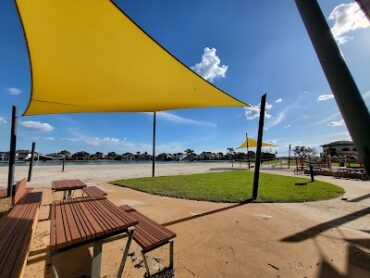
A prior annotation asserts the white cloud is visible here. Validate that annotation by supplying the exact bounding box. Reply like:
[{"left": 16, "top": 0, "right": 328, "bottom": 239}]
[
  {"left": 5, "top": 87, "right": 22, "bottom": 95},
  {"left": 61, "top": 137, "right": 81, "bottom": 142},
  {"left": 43, "top": 137, "right": 55, "bottom": 141},
  {"left": 317, "top": 94, "right": 334, "bottom": 101},
  {"left": 19, "top": 120, "right": 54, "bottom": 132},
  {"left": 244, "top": 102, "right": 272, "bottom": 120},
  {"left": 156, "top": 142, "right": 185, "bottom": 153},
  {"left": 191, "top": 47, "right": 228, "bottom": 82},
  {"left": 85, "top": 137, "right": 133, "bottom": 147},
  {"left": 329, "top": 2, "right": 370, "bottom": 44},
  {"left": 155, "top": 112, "right": 217, "bottom": 128},
  {"left": 313, "top": 112, "right": 340, "bottom": 125},
  {"left": 266, "top": 111, "right": 286, "bottom": 129},
  {"left": 328, "top": 119, "right": 345, "bottom": 127},
  {"left": 275, "top": 98, "right": 283, "bottom": 103},
  {"left": 362, "top": 91, "right": 370, "bottom": 99},
  {"left": 0, "top": 116, "right": 6, "bottom": 125}
]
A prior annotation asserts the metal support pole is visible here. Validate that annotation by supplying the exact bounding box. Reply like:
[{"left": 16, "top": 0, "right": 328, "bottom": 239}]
[
  {"left": 7, "top": 106, "right": 17, "bottom": 197},
  {"left": 27, "top": 142, "right": 36, "bottom": 182},
  {"left": 253, "top": 94, "right": 266, "bottom": 199},
  {"left": 152, "top": 112, "right": 156, "bottom": 178},
  {"left": 246, "top": 132, "right": 250, "bottom": 169},
  {"left": 288, "top": 144, "right": 291, "bottom": 169},
  {"left": 117, "top": 227, "right": 135, "bottom": 278},
  {"left": 169, "top": 240, "right": 174, "bottom": 270},
  {"left": 92, "top": 240, "right": 103, "bottom": 278},
  {"left": 295, "top": 0, "right": 370, "bottom": 176}
]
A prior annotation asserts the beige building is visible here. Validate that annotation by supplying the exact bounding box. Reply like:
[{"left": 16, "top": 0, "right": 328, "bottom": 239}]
[{"left": 322, "top": 141, "right": 357, "bottom": 157}]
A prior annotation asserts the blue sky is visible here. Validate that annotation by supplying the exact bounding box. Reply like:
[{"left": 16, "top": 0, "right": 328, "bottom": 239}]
[{"left": 0, "top": 0, "right": 369, "bottom": 156}]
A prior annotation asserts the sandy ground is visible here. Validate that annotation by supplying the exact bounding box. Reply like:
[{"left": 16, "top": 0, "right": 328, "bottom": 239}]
[{"left": 0, "top": 163, "right": 369, "bottom": 277}]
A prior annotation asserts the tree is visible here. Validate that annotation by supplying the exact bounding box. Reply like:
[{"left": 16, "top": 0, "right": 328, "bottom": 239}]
[
  {"left": 71, "top": 151, "right": 90, "bottom": 160},
  {"left": 227, "top": 147, "right": 235, "bottom": 167},
  {"left": 293, "top": 146, "right": 316, "bottom": 166},
  {"left": 184, "top": 149, "right": 195, "bottom": 161},
  {"left": 106, "top": 152, "right": 118, "bottom": 160},
  {"left": 94, "top": 152, "right": 104, "bottom": 159},
  {"left": 60, "top": 150, "right": 71, "bottom": 159}
]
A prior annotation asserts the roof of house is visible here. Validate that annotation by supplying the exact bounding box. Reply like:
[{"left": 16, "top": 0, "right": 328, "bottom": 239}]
[{"left": 322, "top": 140, "right": 354, "bottom": 147}]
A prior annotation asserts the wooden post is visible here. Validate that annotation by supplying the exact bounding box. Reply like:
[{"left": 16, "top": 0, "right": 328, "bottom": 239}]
[
  {"left": 27, "top": 142, "right": 36, "bottom": 182},
  {"left": 253, "top": 94, "right": 266, "bottom": 199},
  {"left": 246, "top": 132, "right": 250, "bottom": 169},
  {"left": 152, "top": 112, "right": 156, "bottom": 178},
  {"left": 296, "top": 0, "right": 370, "bottom": 176},
  {"left": 288, "top": 144, "right": 291, "bottom": 169},
  {"left": 309, "top": 164, "right": 315, "bottom": 182},
  {"left": 7, "top": 106, "right": 17, "bottom": 197},
  {"left": 62, "top": 157, "right": 65, "bottom": 172}
]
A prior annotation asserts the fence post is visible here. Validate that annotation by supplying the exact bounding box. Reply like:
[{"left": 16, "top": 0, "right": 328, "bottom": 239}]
[{"left": 7, "top": 106, "right": 17, "bottom": 197}]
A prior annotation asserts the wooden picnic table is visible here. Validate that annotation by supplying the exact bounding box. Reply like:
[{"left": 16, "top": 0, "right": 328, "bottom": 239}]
[
  {"left": 335, "top": 167, "right": 367, "bottom": 180},
  {"left": 49, "top": 196, "right": 138, "bottom": 278},
  {"left": 52, "top": 179, "right": 87, "bottom": 199},
  {"left": 337, "top": 167, "right": 365, "bottom": 174}
]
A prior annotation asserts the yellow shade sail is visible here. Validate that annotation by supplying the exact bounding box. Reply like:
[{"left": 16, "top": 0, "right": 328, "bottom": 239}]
[
  {"left": 236, "top": 138, "right": 277, "bottom": 149},
  {"left": 16, "top": 0, "right": 247, "bottom": 116}
]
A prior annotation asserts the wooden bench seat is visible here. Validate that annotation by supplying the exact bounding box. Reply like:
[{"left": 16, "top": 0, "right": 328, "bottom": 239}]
[
  {"left": 120, "top": 205, "right": 176, "bottom": 276},
  {"left": 0, "top": 179, "right": 43, "bottom": 278},
  {"left": 83, "top": 186, "right": 107, "bottom": 198}
]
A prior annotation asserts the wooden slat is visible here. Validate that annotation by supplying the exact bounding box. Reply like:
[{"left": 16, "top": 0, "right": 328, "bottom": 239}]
[
  {"left": 63, "top": 201, "right": 81, "bottom": 245},
  {"left": 53, "top": 201, "right": 68, "bottom": 249},
  {"left": 118, "top": 205, "right": 176, "bottom": 252},
  {"left": 83, "top": 186, "right": 107, "bottom": 197},
  {"left": 49, "top": 197, "right": 136, "bottom": 251},
  {"left": 13, "top": 178, "right": 27, "bottom": 205},
  {"left": 69, "top": 200, "right": 89, "bottom": 242},
  {"left": 79, "top": 198, "right": 107, "bottom": 237},
  {"left": 51, "top": 179, "right": 86, "bottom": 191},
  {"left": 0, "top": 191, "right": 42, "bottom": 278},
  {"left": 1, "top": 206, "right": 34, "bottom": 277}
]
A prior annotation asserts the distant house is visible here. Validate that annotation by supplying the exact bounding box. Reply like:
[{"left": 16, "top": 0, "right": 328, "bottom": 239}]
[
  {"left": 1, "top": 150, "right": 42, "bottom": 161},
  {"left": 157, "top": 153, "right": 173, "bottom": 161},
  {"left": 199, "top": 152, "right": 217, "bottom": 160},
  {"left": 216, "top": 152, "right": 224, "bottom": 160},
  {"left": 322, "top": 141, "right": 357, "bottom": 157},
  {"left": 0, "top": 152, "right": 9, "bottom": 161},
  {"left": 122, "top": 152, "right": 135, "bottom": 160},
  {"left": 173, "top": 153, "right": 184, "bottom": 161},
  {"left": 16, "top": 150, "right": 32, "bottom": 161},
  {"left": 46, "top": 153, "right": 64, "bottom": 160}
]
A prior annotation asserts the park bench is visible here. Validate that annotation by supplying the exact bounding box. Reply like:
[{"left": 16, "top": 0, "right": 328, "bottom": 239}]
[
  {"left": 334, "top": 168, "right": 368, "bottom": 181},
  {"left": 83, "top": 186, "right": 107, "bottom": 198},
  {"left": 0, "top": 179, "right": 43, "bottom": 278},
  {"left": 119, "top": 205, "right": 176, "bottom": 277}
]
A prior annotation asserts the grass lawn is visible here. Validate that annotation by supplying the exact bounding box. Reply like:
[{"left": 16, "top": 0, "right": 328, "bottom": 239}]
[{"left": 113, "top": 170, "right": 344, "bottom": 203}]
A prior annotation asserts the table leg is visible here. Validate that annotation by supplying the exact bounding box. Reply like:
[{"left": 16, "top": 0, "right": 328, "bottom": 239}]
[
  {"left": 117, "top": 226, "right": 135, "bottom": 278},
  {"left": 92, "top": 240, "right": 103, "bottom": 278},
  {"left": 169, "top": 240, "right": 174, "bottom": 270}
]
